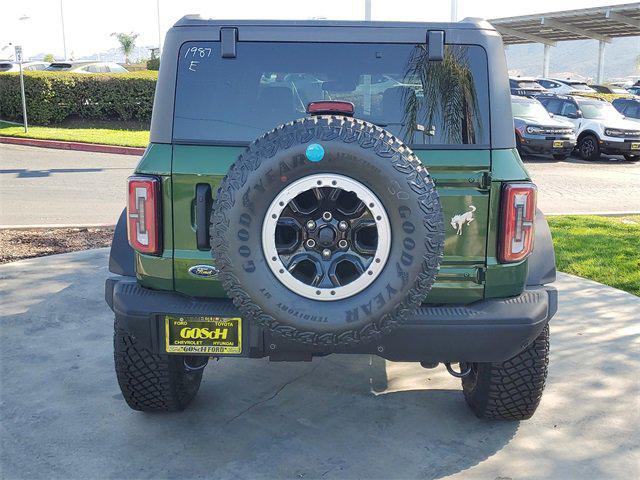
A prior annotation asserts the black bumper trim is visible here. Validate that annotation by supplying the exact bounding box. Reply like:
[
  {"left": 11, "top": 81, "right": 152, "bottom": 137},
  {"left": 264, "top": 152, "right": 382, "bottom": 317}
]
[
  {"left": 520, "top": 136, "right": 575, "bottom": 155},
  {"left": 105, "top": 277, "right": 557, "bottom": 363}
]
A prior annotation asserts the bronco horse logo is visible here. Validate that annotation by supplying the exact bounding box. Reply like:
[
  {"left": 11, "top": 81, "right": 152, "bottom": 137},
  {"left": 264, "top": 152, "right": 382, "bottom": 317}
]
[{"left": 450, "top": 205, "right": 476, "bottom": 235}]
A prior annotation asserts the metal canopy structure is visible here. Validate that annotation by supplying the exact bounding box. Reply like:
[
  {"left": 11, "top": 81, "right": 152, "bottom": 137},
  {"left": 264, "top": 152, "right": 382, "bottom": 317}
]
[{"left": 489, "top": 3, "right": 640, "bottom": 83}]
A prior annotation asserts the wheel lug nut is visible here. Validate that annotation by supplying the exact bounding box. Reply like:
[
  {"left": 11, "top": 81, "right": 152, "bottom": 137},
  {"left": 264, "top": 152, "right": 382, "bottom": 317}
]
[
  {"left": 322, "top": 211, "right": 332, "bottom": 221},
  {"left": 306, "top": 220, "right": 316, "bottom": 230},
  {"left": 322, "top": 248, "right": 332, "bottom": 259},
  {"left": 338, "top": 221, "right": 348, "bottom": 231},
  {"left": 338, "top": 239, "right": 348, "bottom": 249},
  {"left": 306, "top": 239, "right": 316, "bottom": 248}
]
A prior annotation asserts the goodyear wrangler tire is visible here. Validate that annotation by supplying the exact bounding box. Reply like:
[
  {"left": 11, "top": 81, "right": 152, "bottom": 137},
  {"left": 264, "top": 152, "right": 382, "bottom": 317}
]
[
  {"left": 211, "top": 116, "right": 444, "bottom": 347},
  {"left": 114, "top": 318, "right": 204, "bottom": 412},
  {"left": 462, "top": 324, "right": 550, "bottom": 420}
]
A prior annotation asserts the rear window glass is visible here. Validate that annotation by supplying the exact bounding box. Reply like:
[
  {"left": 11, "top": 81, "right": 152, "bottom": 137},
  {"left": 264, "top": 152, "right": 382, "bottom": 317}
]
[
  {"left": 173, "top": 42, "right": 490, "bottom": 147},
  {"left": 46, "top": 63, "right": 72, "bottom": 70},
  {"left": 514, "top": 81, "right": 543, "bottom": 89}
]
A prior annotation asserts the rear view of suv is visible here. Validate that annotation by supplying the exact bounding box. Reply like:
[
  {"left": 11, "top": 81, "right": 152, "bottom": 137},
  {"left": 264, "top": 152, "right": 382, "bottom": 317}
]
[{"left": 106, "top": 17, "right": 558, "bottom": 420}]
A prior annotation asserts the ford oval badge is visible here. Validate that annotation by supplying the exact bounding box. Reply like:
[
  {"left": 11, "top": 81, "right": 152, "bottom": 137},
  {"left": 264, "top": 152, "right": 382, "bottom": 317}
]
[{"left": 188, "top": 265, "right": 218, "bottom": 278}]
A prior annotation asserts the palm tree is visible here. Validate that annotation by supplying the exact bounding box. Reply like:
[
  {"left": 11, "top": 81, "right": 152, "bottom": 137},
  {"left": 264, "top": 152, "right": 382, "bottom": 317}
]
[
  {"left": 401, "top": 45, "right": 481, "bottom": 145},
  {"left": 111, "top": 32, "right": 139, "bottom": 64}
]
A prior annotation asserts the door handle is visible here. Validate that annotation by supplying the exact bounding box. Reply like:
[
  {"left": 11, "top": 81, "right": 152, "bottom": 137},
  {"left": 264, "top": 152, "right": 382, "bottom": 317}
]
[{"left": 195, "top": 183, "right": 212, "bottom": 250}]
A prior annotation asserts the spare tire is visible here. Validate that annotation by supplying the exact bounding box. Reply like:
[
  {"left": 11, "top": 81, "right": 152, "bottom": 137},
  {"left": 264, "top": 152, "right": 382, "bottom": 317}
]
[{"left": 211, "top": 116, "right": 444, "bottom": 347}]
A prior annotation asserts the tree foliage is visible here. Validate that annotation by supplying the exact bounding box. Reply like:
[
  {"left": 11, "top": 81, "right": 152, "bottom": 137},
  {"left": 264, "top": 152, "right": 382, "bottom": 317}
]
[
  {"left": 0, "top": 71, "right": 157, "bottom": 124},
  {"left": 111, "top": 32, "right": 139, "bottom": 64}
]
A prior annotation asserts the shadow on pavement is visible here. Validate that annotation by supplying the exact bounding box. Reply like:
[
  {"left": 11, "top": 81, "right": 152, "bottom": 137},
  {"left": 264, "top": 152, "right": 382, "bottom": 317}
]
[
  {"left": 1, "top": 251, "right": 638, "bottom": 479},
  {"left": 0, "top": 167, "right": 104, "bottom": 178}
]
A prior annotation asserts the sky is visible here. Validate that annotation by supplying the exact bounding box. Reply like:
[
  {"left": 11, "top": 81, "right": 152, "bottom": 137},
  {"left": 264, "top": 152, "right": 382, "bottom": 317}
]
[{"left": 1, "top": 0, "right": 638, "bottom": 60}]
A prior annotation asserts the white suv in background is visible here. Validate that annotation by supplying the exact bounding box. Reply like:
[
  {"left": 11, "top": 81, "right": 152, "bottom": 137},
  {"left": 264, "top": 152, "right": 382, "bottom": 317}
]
[
  {"left": 537, "top": 94, "right": 640, "bottom": 161},
  {"left": 536, "top": 78, "right": 596, "bottom": 95}
]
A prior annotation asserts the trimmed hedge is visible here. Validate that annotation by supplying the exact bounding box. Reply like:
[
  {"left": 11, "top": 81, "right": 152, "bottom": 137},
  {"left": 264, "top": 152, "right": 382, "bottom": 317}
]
[
  {"left": 147, "top": 58, "right": 160, "bottom": 71},
  {"left": 0, "top": 71, "right": 157, "bottom": 125}
]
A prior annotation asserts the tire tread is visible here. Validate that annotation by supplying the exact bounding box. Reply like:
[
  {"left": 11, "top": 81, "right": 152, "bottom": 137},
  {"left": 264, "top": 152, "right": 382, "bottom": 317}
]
[
  {"left": 113, "top": 319, "right": 203, "bottom": 412},
  {"left": 462, "top": 325, "right": 549, "bottom": 420}
]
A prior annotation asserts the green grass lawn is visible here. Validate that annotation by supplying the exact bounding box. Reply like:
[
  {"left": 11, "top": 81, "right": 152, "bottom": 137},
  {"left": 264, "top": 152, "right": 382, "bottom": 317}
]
[
  {"left": 548, "top": 215, "right": 640, "bottom": 296},
  {"left": 0, "top": 120, "right": 149, "bottom": 147}
]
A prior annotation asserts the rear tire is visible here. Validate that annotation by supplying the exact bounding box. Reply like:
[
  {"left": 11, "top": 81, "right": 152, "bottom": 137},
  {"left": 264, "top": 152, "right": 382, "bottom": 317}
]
[
  {"left": 515, "top": 135, "right": 525, "bottom": 158},
  {"left": 114, "top": 318, "right": 205, "bottom": 412},
  {"left": 578, "top": 134, "right": 600, "bottom": 161},
  {"left": 623, "top": 154, "right": 639, "bottom": 162},
  {"left": 462, "top": 324, "right": 549, "bottom": 420}
]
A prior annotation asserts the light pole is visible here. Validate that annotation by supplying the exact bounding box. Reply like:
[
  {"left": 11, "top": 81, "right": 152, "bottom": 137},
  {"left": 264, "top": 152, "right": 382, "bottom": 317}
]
[
  {"left": 451, "top": 0, "right": 458, "bottom": 22},
  {"left": 156, "top": 0, "right": 162, "bottom": 55},
  {"left": 16, "top": 14, "right": 31, "bottom": 133},
  {"left": 365, "top": 0, "right": 371, "bottom": 21},
  {"left": 60, "top": 0, "right": 68, "bottom": 60}
]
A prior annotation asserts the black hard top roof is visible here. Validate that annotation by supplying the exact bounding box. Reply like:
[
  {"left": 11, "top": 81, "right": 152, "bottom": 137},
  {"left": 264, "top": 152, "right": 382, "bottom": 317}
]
[{"left": 173, "top": 15, "right": 495, "bottom": 31}]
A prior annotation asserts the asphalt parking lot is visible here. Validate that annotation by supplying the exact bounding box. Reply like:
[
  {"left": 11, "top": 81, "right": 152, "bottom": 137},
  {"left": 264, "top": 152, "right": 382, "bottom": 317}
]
[
  {"left": 1, "top": 145, "right": 638, "bottom": 227},
  {"left": 0, "top": 144, "right": 133, "bottom": 226},
  {"left": 523, "top": 154, "right": 640, "bottom": 214},
  {"left": 1, "top": 249, "right": 638, "bottom": 479}
]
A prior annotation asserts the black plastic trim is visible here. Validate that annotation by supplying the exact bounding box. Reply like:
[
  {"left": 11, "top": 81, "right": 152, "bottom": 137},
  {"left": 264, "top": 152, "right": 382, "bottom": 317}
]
[
  {"left": 106, "top": 276, "right": 556, "bottom": 363},
  {"left": 220, "top": 27, "right": 237, "bottom": 58},
  {"left": 427, "top": 30, "right": 445, "bottom": 61},
  {"left": 527, "top": 209, "right": 557, "bottom": 286},
  {"left": 195, "top": 183, "right": 212, "bottom": 250},
  {"left": 108, "top": 208, "right": 135, "bottom": 277}
]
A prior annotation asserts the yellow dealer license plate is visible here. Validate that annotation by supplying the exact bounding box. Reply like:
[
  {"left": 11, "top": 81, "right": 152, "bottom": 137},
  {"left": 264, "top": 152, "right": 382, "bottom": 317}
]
[
  {"left": 631, "top": 142, "right": 640, "bottom": 150},
  {"left": 553, "top": 140, "right": 564, "bottom": 148},
  {"left": 165, "top": 315, "right": 242, "bottom": 354}
]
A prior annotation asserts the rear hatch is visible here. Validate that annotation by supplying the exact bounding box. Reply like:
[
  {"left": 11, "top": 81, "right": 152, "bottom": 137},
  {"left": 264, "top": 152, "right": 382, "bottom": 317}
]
[{"left": 169, "top": 32, "right": 492, "bottom": 304}]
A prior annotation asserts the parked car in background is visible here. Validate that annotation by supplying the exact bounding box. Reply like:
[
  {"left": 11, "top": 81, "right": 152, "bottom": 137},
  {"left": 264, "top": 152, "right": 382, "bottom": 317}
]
[
  {"left": 612, "top": 98, "right": 640, "bottom": 123},
  {"left": 538, "top": 93, "right": 640, "bottom": 161},
  {"left": 536, "top": 78, "right": 595, "bottom": 95},
  {"left": 589, "top": 84, "right": 630, "bottom": 95},
  {"left": 45, "top": 61, "right": 128, "bottom": 73},
  {"left": 627, "top": 86, "right": 640, "bottom": 96},
  {"left": 512, "top": 95, "right": 575, "bottom": 159},
  {"left": 509, "top": 77, "right": 547, "bottom": 97},
  {"left": 0, "top": 61, "right": 50, "bottom": 72}
]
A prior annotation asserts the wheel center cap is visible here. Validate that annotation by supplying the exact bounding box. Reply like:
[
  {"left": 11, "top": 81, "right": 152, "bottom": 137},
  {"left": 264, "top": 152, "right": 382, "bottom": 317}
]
[{"left": 317, "top": 226, "right": 336, "bottom": 247}]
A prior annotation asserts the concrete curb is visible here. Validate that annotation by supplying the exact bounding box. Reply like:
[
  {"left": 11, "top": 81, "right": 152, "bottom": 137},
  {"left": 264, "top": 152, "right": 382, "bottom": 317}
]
[
  {"left": 545, "top": 211, "right": 640, "bottom": 217},
  {"left": 0, "top": 136, "right": 145, "bottom": 156},
  {"left": 0, "top": 223, "right": 116, "bottom": 230}
]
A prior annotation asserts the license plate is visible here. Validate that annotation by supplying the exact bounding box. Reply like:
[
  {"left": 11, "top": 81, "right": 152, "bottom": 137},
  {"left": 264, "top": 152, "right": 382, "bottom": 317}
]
[
  {"left": 165, "top": 315, "right": 242, "bottom": 354},
  {"left": 553, "top": 140, "right": 564, "bottom": 148},
  {"left": 631, "top": 142, "right": 640, "bottom": 150}
]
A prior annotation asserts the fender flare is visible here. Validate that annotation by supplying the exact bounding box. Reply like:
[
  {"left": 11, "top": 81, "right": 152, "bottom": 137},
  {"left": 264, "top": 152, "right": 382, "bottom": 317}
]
[
  {"left": 577, "top": 129, "right": 600, "bottom": 143},
  {"left": 527, "top": 209, "right": 556, "bottom": 286},
  {"left": 109, "top": 208, "right": 135, "bottom": 277}
]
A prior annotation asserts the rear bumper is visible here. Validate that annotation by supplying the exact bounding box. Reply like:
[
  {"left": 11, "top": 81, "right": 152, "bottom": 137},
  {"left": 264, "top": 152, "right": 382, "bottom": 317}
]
[{"left": 106, "top": 276, "right": 557, "bottom": 363}]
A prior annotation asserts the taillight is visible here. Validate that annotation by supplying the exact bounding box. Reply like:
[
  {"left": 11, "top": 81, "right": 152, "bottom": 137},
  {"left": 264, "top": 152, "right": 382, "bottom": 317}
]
[
  {"left": 499, "top": 182, "right": 536, "bottom": 263},
  {"left": 127, "top": 176, "right": 161, "bottom": 255}
]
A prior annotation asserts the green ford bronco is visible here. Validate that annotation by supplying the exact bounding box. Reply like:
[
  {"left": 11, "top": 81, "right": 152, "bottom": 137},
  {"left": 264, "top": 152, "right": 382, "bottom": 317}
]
[{"left": 106, "top": 16, "right": 557, "bottom": 420}]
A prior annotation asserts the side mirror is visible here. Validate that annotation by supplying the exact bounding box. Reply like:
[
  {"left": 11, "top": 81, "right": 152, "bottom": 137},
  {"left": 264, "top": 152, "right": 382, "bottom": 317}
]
[{"left": 549, "top": 112, "right": 555, "bottom": 118}]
